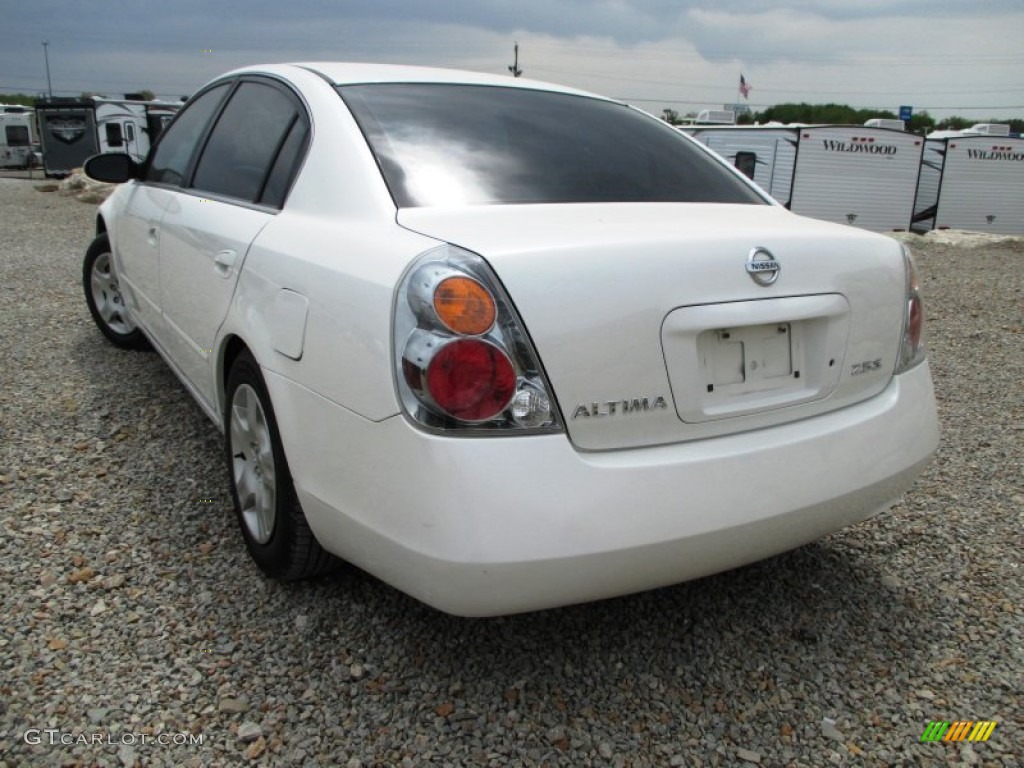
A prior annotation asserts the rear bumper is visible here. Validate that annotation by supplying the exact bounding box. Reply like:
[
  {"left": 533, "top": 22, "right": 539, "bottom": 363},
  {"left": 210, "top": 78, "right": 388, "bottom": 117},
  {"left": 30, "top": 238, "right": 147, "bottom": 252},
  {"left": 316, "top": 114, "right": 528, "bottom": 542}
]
[{"left": 267, "top": 362, "right": 938, "bottom": 616}]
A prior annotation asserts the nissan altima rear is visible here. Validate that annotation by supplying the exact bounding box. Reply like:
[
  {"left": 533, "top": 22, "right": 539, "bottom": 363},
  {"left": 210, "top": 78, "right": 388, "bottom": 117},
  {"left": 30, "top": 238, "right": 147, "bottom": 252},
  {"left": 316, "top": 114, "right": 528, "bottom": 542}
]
[
  {"left": 286, "top": 73, "right": 938, "bottom": 615},
  {"left": 84, "top": 64, "right": 938, "bottom": 616}
]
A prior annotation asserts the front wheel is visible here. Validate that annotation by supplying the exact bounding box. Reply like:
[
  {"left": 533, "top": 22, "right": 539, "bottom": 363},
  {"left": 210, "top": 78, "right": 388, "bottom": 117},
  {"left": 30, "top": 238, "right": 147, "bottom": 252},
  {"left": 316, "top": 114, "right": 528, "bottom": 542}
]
[
  {"left": 225, "top": 350, "right": 335, "bottom": 580},
  {"left": 83, "top": 233, "right": 148, "bottom": 349}
]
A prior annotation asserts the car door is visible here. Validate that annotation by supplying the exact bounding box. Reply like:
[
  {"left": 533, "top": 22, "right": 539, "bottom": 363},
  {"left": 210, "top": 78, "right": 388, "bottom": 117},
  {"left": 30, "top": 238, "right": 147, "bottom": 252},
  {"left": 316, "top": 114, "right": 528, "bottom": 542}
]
[
  {"left": 157, "top": 78, "right": 310, "bottom": 409},
  {"left": 112, "top": 184, "right": 175, "bottom": 333},
  {"left": 117, "top": 83, "right": 231, "bottom": 339}
]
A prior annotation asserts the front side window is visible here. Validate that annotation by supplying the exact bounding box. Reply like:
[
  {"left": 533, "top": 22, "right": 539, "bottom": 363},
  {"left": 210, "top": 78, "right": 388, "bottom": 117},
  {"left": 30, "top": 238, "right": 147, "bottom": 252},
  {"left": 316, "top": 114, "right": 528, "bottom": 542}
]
[
  {"left": 192, "top": 81, "right": 302, "bottom": 204},
  {"left": 339, "top": 84, "right": 766, "bottom": 208},
  {"left": 146, "top": 83, "right": 230, "bottom": 186}
]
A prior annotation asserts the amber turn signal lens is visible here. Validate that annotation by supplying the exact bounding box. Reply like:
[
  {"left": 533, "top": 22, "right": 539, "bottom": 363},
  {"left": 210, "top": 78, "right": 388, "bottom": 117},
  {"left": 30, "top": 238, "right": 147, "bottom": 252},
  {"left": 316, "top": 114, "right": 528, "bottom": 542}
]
[{"left": 433, "top": 276, "right": 496, "bottom": 335}]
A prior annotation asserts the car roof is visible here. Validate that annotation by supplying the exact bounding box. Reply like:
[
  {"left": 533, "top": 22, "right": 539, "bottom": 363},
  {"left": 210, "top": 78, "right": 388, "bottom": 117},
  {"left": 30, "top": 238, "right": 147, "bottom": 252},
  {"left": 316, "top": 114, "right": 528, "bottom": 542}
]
[{"left": 224, "top": 62, "right": 606, "bottom": 100}]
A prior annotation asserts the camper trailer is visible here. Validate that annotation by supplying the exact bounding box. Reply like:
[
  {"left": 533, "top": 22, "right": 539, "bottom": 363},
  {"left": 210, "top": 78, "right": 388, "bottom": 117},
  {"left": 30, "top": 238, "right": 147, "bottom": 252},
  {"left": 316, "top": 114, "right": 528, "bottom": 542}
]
[
  {"left": 694, "top": 109, "right": 736, "bottom": 126},
  {"left": 35, "top": 95, "right": 180, "bottom": 177},
  {"left": 912, "top": 126, "right": 1024, "bottom": 235},
  {"left": 864, "top": 118, "right": 907, "bottom": 131},
  {"left": 0, "top": 105, "right": 38, "bottom": 169},
  {"left": 688, "top": 124, "right": 925, "bottom": 231}
]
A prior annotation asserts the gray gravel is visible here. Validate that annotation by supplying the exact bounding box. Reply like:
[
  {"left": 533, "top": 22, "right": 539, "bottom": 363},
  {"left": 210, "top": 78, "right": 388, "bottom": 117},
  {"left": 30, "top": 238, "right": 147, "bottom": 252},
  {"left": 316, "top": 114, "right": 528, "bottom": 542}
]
[{"left": 0, "top": 177, "right": 1021, "bottom": 767}]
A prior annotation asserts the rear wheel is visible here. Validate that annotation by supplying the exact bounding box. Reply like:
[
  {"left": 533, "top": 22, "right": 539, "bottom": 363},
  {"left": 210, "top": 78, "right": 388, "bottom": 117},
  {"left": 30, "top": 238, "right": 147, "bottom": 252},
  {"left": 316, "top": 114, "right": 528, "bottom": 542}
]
[
  {"left": 83, "top": 233, "right": 148, "bottom": 349},
  {"left": 225, "top": 350, "right": 335, "bottom": 579}
]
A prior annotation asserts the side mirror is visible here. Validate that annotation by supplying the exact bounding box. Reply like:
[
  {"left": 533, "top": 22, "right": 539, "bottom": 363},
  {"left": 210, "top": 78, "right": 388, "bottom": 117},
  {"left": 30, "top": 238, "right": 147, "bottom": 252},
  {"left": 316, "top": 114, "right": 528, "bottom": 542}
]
[{"left": 83, "top": 153, "right": 142, "bottom": 184}]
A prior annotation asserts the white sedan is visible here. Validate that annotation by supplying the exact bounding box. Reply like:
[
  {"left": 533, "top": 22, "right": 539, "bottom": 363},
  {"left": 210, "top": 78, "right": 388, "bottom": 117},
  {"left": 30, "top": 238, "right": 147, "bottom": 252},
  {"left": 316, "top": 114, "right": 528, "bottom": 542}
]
[{"left": 82, "top": 63, "right": 939, "bottom": 616}]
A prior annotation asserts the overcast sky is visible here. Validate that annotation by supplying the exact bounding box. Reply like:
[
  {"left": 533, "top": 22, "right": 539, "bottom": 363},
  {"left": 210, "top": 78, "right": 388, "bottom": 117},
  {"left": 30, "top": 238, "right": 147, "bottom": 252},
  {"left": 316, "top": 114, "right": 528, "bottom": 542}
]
[{"left": 2, "top": 1, "right": 1022, "bottom": 120}]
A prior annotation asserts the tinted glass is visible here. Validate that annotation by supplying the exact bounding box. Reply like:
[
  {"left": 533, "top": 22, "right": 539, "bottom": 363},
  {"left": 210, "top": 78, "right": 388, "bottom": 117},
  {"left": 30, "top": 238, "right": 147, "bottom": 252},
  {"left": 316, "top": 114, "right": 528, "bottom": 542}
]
[
  {"left": 5, "top": 126, "right": 29, "bottom": 146},
  {"left": 734, "top": 151, "right": 757, "bottom": 180},
  {"left": 260, "top": 116, "right": 309, "bottom": 208},
  {"left": 192, "top": 81, "right": 299, "bottom": 203},
  {"left": 106, "top": 122, "right": 123, "bottom": 147},
  {"left": 147, "top": 83, "right": 230, "bottom": 186},
  {"left": 339, "top": 84, "right": 765, "bottom": 208}
]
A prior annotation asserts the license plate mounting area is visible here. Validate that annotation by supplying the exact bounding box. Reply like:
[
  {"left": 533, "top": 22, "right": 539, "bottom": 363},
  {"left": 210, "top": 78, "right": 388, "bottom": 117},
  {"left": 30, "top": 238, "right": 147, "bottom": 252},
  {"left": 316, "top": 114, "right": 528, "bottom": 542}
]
[
  {"left": 704, "top": 322, "right": 794, "bottom": 389},
  {"left": 661, "top": 294, "right": 849, "bottom": 423}
]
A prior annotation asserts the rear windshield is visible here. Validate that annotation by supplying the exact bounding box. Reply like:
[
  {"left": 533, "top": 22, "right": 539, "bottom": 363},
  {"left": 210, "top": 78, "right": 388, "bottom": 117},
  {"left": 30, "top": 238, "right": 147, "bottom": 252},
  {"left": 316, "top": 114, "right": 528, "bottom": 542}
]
[{"left": 338, "top": 84, "right": 766, "bottom": 208}]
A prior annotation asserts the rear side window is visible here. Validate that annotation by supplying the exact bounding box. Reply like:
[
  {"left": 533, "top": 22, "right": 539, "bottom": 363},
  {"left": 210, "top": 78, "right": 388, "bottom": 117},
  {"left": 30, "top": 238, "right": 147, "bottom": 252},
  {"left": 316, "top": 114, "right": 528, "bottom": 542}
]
[
  {"left": 339, "top": 84, "right": 766, "bottom": 208},
  {"left": 147, "top": 83, "right": 230, "bottom": 186},
  {"left": 260, "top": 117, "right": 310, "bottom": 208},
  {"left": 192, "top": 81, "right": 304, "bottom": 204}
]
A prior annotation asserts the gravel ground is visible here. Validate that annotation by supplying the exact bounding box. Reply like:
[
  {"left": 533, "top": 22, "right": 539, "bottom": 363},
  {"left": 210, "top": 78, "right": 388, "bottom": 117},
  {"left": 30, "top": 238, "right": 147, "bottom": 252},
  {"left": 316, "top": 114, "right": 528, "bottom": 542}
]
[{"left": 0, "top": 177, "right": 1020, "bottom": 767}]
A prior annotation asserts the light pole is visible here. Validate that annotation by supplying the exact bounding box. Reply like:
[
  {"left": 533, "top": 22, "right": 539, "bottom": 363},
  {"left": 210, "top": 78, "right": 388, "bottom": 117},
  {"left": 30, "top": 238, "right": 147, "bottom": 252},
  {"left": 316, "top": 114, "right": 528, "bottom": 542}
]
[
  {"left": 42, "top": 41, "right": 53, "bottom": 98},
  {"left": 508, "top": 43, "right": 522, "bottom": 78}
]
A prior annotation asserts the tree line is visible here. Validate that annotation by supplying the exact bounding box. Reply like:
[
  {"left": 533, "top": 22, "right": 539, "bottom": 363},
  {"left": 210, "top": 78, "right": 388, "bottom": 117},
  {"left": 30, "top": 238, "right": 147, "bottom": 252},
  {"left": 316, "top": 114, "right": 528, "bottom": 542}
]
[
  {"left": 662, "top": 103, "right": 1023, "bottom": 134},
  {"left": 5, "top": 90, "right": 1020, "bottom": 135},
  {"left": 0, "top": 90, "right": 157, "bottom": 105}
]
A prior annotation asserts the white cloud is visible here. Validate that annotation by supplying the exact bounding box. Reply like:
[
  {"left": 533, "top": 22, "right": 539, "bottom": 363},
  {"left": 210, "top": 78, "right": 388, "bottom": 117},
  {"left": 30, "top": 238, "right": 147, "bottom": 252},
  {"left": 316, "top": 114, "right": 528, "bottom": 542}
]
[{"left": 2, "top": 1, "right": 1021, "bottom": 120}]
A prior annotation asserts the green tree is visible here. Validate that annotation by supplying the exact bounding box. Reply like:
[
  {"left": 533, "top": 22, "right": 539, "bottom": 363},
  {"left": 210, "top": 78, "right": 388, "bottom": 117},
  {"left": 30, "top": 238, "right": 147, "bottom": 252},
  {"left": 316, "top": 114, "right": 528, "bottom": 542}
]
[
  {"left": 935, "top": 116, "right": 972, "bottom": 131},
  {"left": 907, "top": 111, "right": 936, "bottom": 134},
  {"left": 0, "top": 93, "right": 38, "bottom": 107},
  {"left": 743, "top": 103, "right": 1022, "bottom": 135},
  {"left": 745, "top": 104, "right": 962, "bottom": 134},
  {"left": 661, "top": 108, "right": 682, "bottom": 125},
  {"left": 755, "top": 103, "right": 903, "bottom": 125}
]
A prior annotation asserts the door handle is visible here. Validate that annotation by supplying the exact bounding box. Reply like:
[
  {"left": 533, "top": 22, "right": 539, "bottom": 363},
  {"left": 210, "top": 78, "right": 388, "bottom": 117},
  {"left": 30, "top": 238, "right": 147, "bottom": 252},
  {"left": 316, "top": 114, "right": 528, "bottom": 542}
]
[
  {"left": 147, "top": 227, "right": 159, "bottom": 247},
  {"left": 213, "top": 250, "right": 237, "bottom": 276}
]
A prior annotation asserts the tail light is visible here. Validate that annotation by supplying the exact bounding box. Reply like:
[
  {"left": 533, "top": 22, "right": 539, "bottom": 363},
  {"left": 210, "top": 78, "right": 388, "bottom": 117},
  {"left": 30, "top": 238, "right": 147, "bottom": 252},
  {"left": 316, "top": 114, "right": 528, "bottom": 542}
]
[
  {"left": 895, "top": 243, "right": 927, "bottom": 373},
  {"left": 394, "top": 245, "right": 563, "bottom": 433}
]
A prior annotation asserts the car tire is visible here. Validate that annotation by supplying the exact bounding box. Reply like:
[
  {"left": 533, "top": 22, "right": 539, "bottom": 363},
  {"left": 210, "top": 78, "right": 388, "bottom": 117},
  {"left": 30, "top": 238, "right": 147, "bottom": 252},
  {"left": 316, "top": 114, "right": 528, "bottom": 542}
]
[
  {"left": 83, "top": 233, "right": 149, "bottom": 349},
  {"left": 225, "top": 350, "right": 336, "bottom": 580}
]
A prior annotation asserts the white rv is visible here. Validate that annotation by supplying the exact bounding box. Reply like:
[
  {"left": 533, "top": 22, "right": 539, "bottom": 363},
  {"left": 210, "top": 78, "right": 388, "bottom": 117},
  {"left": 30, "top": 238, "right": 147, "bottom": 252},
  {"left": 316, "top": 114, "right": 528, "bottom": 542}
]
[
  {"left": 864, "top": 118, "right": 907, "bottom": 131},
  {"left": 688, "top": 124, "right": 925, "bottom": 231},
  {"left": 695, "top": 109, "right": 736, "bottom": 125},
  {"left": 912, "top": 126, "right": 1024, "bottom": 235},
  {"left": 0, "top": 105, "right": 38, "bottom": 169},
  {"left": 35, "top": 96, "right": 181, "bottom": 177}
]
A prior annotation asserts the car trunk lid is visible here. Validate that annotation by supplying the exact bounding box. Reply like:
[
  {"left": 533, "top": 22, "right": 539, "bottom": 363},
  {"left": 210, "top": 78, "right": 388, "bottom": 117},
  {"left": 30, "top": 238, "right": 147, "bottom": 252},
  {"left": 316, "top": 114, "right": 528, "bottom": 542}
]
[{"left": 398, "top": 203, "right": 906, "bottom": 450}]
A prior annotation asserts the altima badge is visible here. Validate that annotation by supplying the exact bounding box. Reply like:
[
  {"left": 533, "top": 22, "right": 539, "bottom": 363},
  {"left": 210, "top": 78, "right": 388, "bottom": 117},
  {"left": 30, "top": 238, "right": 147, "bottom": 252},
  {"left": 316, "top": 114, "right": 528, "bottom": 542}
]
[
  {"left": 572, "top": 396, "right": 668, "bottom": 419},
  {"left": 746, "top": 247, "right": 780, "bottom": 286}
]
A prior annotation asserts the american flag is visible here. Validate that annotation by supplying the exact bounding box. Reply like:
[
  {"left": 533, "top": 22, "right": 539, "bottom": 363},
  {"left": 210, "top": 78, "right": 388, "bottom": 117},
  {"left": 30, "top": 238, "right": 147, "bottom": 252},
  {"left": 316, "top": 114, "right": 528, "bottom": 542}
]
[{"left": 739, "top": 74, "right": 751, "bottom": 99}]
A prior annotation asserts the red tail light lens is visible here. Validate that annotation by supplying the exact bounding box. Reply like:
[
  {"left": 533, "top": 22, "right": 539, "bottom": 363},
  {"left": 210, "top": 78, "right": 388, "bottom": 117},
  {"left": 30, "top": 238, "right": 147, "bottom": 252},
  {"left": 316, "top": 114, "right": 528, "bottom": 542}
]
[{"left": 425, "top": 339, "right": 516, "bottom": 421}]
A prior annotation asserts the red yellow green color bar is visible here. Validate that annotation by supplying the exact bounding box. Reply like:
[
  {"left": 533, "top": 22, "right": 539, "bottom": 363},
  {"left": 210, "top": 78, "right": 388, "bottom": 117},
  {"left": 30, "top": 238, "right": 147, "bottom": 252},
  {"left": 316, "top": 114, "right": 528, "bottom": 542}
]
[{"left": 920, "top": 721, "right": 997, "bottom": 742}]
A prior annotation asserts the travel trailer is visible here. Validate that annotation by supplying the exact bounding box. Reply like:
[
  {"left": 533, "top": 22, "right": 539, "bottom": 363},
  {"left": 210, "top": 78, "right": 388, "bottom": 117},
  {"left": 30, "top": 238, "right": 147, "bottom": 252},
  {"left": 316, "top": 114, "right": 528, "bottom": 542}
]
[
  {"left": 688, "top": 124, "right": 925, "bottom": 231},
  {"left": 0, "top": 105, "right": 38, "bottom": 169},
  {"left": 912, "top": 126, "right": 1024, "bottom": 235},
  {"left": 35, "top": 95, "right": 181, "bottom": 177},
  {"left": 864, "top": 118, "right": 907, "bottom": 131},
  {"left": 694, "top": 109, "right": 736, "bottom": 125}
]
